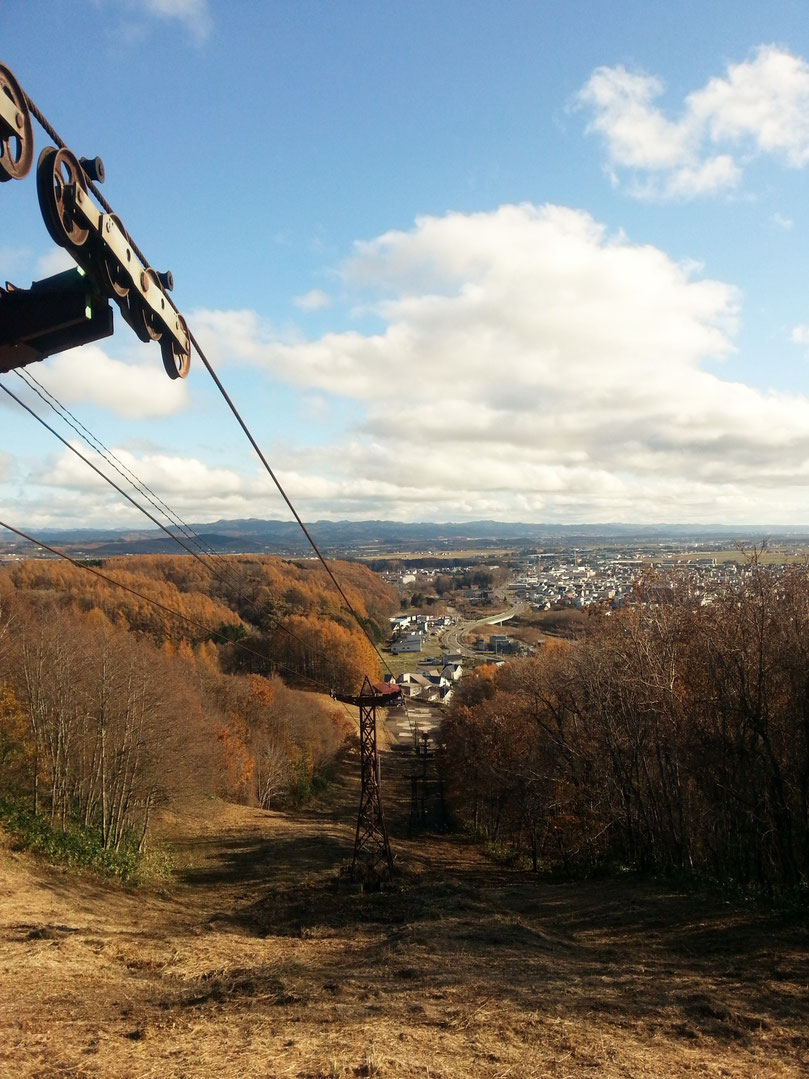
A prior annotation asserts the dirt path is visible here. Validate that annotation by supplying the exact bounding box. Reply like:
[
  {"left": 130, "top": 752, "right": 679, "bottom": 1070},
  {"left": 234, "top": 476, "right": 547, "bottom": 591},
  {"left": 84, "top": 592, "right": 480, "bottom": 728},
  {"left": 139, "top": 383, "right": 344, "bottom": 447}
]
[{"left": 1, "top": 745, "right": 808, "bottom": 1079}]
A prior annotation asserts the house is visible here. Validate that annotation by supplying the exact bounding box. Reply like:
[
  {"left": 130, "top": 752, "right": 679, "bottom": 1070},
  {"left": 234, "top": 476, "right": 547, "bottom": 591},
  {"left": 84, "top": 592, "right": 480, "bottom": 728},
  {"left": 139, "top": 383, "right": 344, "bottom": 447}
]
[
  {"left": 391, "top": 633, "right": 423, "bottom": 654},
  {"left": 396, "top": 672, "right": 433, "bottom": 697},
  {"left": 392, "top": 670, "right": 455, "bottom": 704}
]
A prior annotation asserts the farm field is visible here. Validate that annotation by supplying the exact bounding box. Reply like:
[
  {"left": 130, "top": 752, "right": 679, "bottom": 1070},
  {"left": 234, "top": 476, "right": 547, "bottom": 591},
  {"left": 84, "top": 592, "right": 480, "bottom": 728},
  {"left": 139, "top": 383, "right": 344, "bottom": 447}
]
[{"left": 657, "top": 548, "right": 809, "bottom": 565}]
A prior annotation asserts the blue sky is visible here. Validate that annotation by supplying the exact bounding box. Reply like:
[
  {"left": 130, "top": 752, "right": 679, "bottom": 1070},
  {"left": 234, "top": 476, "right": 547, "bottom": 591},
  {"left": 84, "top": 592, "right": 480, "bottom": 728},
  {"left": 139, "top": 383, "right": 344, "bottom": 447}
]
[{"left": 4, "top": 0, "right": 809, "bottom": 527}]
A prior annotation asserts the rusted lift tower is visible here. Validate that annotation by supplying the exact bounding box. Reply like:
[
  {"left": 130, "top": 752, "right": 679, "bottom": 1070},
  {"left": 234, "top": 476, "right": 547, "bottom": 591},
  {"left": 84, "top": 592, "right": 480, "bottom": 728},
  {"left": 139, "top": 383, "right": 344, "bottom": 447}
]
[{"left": 335, "top": 677, "right": 400, "bottom": 880}]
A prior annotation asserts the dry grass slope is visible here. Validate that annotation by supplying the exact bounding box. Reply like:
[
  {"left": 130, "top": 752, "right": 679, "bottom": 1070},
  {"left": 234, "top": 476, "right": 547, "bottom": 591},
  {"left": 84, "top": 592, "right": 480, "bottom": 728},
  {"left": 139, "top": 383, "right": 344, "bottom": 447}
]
[{"left": 1, "top": 745, "right": 807, "bottom": 1079}]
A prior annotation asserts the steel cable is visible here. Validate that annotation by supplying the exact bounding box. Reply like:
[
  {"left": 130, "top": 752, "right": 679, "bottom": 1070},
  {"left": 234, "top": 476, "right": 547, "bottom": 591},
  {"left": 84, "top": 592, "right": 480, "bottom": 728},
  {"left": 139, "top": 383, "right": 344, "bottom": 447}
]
[
  {"left": 16, "top": 84, "right": 415, "bottom": 735},
  {"left": 15, "top": 367, "right": 233, "bottom": 574},
  {"left": 0, "top": 517, "right": 356, "bottom": 711},
  {"left": 2, "top": 376, "right": 366, "bottom": 680}
]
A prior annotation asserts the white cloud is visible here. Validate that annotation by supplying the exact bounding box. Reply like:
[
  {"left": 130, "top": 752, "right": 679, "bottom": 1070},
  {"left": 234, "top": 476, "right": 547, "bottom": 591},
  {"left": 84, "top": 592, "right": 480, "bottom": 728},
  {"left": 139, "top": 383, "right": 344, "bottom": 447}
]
[
  {"left": 15, "top": 445, "right": 281, "bottom": 529},
  {"left": 294, "top": 289, "right": 333, "bottom": 312},
  {"left": 578, "top": 46, "right": 809, "bottom": 200},
  {"left": 188, "top": 308, "right": 279, "bottom": 366},
  {"left": 104, "top": 0, "right": 212, "bottom": 44},
  {"left": 792, "top": 324, "right": 809, "bottom": 346},
  {"left": 13, "top": 203, "right": 809, "bottom": 526},
  {"left": 34, "top": 248, "right": 77, "bottom": 279},
  {"left": 36, "top": 344, "right": 190, "bottom": 418},
  {"left": 0, "top": 247, "right": 32, "bottom": 279},
  {"left": 578, "top": 67, "right": 695, "bottom": 172},
  {"left": 180, "top": 204, "right": 809, "bottom": 523},
  {"left": 140, "top": 0, "right": 211, "bottom": 41},
  {"left": 0, "top": 247, "right": 75, "bottom": 288},
  {"left": 41, "top": 445, "right": 245, "bottom": 498}
]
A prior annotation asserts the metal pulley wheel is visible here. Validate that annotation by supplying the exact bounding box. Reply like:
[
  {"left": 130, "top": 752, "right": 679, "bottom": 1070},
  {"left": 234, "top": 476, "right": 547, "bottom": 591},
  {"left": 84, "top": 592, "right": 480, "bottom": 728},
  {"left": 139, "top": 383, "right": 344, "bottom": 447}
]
[
  {"left": 119, "top": 269, "right": 164, "bottom": 344},
  {"left": 97, "top": 214, "right": 131, "bottom": 298},
  {"left": 36, "top": 146, "right": 91, "bottom": 250},
  {"left": 161, "top": 314, "right": 191, "bottom": 379},
  {"left": 118, "top": 287, "right": 154, "bottom": 344},
  {"left": 0, "top": 63, "right": 33, "bottom": 181},
  {"left": 133, "top": 269, "right": 165, "bottom": 342}
]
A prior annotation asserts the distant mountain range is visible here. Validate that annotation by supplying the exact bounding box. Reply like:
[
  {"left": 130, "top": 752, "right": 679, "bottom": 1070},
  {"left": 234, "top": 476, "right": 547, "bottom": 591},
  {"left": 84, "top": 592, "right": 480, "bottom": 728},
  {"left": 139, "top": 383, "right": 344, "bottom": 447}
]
[{"left": 1, "top": 518, "right": 801, "bottom": 559}]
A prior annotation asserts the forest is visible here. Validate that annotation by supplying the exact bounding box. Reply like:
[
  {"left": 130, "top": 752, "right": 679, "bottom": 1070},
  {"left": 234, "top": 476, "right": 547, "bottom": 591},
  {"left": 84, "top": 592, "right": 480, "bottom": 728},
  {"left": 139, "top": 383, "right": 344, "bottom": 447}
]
[
  {"left": 0, "top": 553, "right": 397, "bottom": 862},
  {"left": 439, "top": 560, "right": 809, "bottom": 895}
]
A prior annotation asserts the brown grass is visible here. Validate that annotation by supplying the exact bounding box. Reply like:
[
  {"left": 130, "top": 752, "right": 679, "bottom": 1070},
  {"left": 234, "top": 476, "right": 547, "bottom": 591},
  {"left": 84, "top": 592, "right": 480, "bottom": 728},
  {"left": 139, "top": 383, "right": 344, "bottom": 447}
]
[{"left": 1, "top": 745, "right": 807, "bottom": 1079}]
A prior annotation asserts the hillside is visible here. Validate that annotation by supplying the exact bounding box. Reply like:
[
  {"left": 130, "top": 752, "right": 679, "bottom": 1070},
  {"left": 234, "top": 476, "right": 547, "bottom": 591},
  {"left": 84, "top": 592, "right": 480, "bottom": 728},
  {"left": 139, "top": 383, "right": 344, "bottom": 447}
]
[
  {"left": 1, "top": 743, "right": 807, "bottom": 1079},
  {"left": 2, "top": 553, "right": 809, "bottom": 1078},
  {"left": 0, "top": 553, "right": 397, "bottom": 855}
]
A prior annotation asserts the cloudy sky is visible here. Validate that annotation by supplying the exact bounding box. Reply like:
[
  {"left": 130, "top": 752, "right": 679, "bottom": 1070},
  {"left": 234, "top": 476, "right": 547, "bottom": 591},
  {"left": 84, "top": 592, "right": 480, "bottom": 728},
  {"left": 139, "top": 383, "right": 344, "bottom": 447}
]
[{"left": 4, "top": 1, "right": 809, "bottom": 529}]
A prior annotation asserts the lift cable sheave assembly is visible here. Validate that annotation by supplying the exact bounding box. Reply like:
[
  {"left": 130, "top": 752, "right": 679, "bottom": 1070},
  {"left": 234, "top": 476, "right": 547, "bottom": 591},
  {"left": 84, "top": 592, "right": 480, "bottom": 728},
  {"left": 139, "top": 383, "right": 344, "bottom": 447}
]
[{"left": 0, "top": 61, "right": 190, "bottom": 379}]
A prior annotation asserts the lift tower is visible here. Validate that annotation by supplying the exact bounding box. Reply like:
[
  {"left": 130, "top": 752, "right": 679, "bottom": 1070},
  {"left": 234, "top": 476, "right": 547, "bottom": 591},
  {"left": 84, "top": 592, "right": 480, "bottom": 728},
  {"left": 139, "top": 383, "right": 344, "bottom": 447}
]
[{"left": 335, "top": 677, "right": 400, "bottom": 881}]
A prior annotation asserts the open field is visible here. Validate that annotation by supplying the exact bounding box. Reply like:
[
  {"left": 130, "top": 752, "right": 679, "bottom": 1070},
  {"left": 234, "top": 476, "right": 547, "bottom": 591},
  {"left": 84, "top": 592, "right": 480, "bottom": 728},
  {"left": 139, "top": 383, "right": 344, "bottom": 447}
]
[
  {"left": 367, "top": 549, "right": 517, "bottom": 562},
  {"left": 653, "top": 549, "right": 809, "bottom": 565},
  {"left": 1, "top": 744, "right": 808, "bottom": 1079},
  {"left": 508, "top": 608, "right": 589, "bottom": 642},
  {"left": 379, "top": 648, "right": 445, "bottom": 678}
]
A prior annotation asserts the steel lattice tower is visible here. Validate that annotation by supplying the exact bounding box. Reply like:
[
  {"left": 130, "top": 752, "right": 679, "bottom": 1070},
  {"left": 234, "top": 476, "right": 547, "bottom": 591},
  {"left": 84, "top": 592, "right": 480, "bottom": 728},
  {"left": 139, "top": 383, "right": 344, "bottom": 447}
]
[{"left": 336, "top": 675, "right": 398, "bottom": 880}]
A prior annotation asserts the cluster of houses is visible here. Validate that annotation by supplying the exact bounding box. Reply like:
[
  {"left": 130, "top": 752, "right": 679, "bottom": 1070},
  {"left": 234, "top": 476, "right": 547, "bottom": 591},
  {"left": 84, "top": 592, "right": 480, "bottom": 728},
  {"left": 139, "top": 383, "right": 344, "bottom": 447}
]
[
  {"left": 508, "top": 550, "right": 757, "bottom": 611},
  {"left": 383, "top": 651, "right": 465, "bottom": 704},
  {"left": 473, "top": 632, "right": 523, "bottom": 656},
  {"left": 508, "top": 557, "right": 627, "bottom": 610},
  {"left": 389, "top": 611, "right": 455, "bottom": 654}
]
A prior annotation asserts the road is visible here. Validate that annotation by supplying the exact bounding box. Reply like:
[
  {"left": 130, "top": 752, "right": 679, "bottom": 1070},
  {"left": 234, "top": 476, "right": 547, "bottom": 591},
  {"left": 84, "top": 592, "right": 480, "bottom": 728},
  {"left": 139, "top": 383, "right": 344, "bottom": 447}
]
[{"left": 440, "top": 598, "right": 527, "bottom": 658}]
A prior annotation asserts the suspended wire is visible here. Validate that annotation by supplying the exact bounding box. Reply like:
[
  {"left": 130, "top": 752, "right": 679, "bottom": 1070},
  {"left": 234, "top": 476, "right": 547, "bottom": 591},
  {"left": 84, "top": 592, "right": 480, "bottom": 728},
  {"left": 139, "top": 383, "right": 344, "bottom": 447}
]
[
  {"left": 0, "top": 377, "right": 233, "bottom": 587},
  {"left": 2, "top": 376, "right": 371, "bottom": 685},
  {"left": 1, "top": 376, "right": 364, "bottom": 678},
  {"left": 14, "top": 367, "right": 233, "bottom": 575},
  {"left": 189, "top": 333, "right": 405, "bottom": 681},
  {"left": 21, "top": 91, "right": 392, "bottom": 681},
  {"left": 0, "top": 518, "right": 357, "bottom": 713},
  {"left": 19, "top": 89, "right": 414, "bottom": 734},
  {"left": 190, "top": 331, "right": 415, "bottom": 733}
]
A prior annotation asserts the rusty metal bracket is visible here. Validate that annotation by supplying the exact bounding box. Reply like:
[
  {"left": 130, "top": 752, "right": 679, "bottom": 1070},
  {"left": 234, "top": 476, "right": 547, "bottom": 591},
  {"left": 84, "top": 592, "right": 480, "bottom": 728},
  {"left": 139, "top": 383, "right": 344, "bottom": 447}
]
[{"left": 1, "top": 60, "right": 190, "bottom": 379}]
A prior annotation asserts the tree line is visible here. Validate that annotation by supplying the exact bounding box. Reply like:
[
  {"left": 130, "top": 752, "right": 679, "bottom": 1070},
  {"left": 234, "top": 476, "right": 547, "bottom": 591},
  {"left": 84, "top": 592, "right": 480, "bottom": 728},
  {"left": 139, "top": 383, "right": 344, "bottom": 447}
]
[
  {"left": 1, "top": 553, "right": 395, "bottom": 689},
  {"left": 0, "top": 552, "right": 396, "bottom": 855},
  {"left": 439, "top": 561, "right": 809, "bottom": 895}
]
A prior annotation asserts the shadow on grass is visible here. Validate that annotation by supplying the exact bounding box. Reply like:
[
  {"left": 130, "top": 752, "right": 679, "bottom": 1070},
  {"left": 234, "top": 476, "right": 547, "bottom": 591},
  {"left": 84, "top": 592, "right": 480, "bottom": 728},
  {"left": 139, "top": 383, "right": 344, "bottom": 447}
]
[
  {"left": 177, "top": 832, "right": 353, "bottom": 887},
  {"left": 199, "top": 864, "right": 809, "bottom": 1044}
]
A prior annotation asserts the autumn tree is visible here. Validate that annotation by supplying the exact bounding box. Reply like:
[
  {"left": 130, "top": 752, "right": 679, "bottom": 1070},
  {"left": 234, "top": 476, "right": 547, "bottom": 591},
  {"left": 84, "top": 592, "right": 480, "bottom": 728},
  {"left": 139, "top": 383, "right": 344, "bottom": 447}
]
[{"left": 440, "top": 565, "right": 809, "bottom": 892}]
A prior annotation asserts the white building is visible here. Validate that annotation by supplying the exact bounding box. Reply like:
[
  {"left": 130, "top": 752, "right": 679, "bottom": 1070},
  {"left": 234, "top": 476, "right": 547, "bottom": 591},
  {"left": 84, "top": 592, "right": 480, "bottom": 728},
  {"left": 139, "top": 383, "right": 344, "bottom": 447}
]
[{"left": 391, "top": 633, "right": 423, "bottom": 654}]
